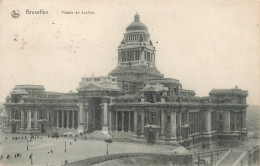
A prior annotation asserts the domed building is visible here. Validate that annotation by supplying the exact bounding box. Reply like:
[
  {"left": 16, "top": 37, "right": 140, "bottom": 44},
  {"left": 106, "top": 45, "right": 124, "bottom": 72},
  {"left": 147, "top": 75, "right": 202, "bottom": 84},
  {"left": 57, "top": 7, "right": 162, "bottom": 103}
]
[{"left": 4, "top": 14, "right": 248, "bottom": 149}]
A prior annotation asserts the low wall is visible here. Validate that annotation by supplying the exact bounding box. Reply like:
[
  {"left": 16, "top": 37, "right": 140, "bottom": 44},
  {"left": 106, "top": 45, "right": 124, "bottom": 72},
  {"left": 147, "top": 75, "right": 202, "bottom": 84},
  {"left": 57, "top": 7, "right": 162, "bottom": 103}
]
[{"left": 64, "top": 153, "right": 193, "bottom": 166}]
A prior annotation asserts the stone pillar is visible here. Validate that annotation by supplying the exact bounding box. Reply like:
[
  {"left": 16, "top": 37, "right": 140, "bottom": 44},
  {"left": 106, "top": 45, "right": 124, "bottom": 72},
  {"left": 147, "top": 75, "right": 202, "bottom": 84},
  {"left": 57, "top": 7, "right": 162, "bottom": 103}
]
[
  {"left": 72, "top": 111, "right": 75, "bottom": 129},
  {"left": 205, "top": 109, "right": 212, "bottom": 133},
  {"left": 62, "top": 110, "right": 64, "bottom": 128},
  {"left": 141, "top": 111, "right": 145, "bottom": 136},
  {"left": 34, "top": 110, "right": 38, "bottom": 129},
  {"left": 134, "top": 110, "right": 137, "bottom": 134},
  {"left": 224, "top": 111, "right": 230, "bottom": 131},
  {"left": 21, "top": 110, "right": 24, "bottom": 129},
  {"left": 171, "top": 111, "right": 177, "bottom": 140},
  {"left": 8, "top": 109, "right": 11, "bottom": 128},
  {"left": 242, "top": 111, "right": 246, "bottom": 129},
  {"left": 78, "top": 102, "right": 84, "bottom": 131},
  {"left": 85, "top": 110, "right": 88, "bottom": 130},
  {"left": 179, "top": 112, "right": 182, "bottom": 138},
  {"left": 186, "top": 111, "right": 189, "bottom": 124},
  {"left": 128, "top": 112, "right": 131, "bottom": 132},
  {"left": 122, "top": 112, "right": 125, "bottom": 132},
  {"left": 161, "top": 111, "right": 165, "bottom": 137},
  {"left": 46, "top": 111, "right": 49, "bottom": 127},
  {"left": 109, "top": 111, "right": 112, "bottom": 132},
  {"left": 56, "top": 111, "right": 59, "bottom": 128},
  {"left": 27, "top": 110, "right": 31, "bottom": 130},
  {"left": 67, "top": 110, "right": 69, "bottom": 128},
  {"left": 234, "top": 111, "right": 237, "bottom": 131},
  {"left": 103, "top": 102, "right": 108, "bottom": 126},
  {"left": 115, "top": 111, "right": 118, "bottom": 131}
]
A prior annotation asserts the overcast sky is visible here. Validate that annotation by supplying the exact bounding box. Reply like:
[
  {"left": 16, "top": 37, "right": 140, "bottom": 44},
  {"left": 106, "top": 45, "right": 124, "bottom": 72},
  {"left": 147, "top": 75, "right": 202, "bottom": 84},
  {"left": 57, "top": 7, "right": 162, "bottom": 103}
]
[{"left": 0, "top": 0, "right": 259, "bottom": 105}]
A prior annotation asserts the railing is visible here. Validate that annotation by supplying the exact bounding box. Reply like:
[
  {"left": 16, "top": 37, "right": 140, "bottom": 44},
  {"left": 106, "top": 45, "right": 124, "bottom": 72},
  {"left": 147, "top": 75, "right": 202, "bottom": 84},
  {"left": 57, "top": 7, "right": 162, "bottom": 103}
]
[{"left": 64, "top": 152, "right": 192, "bottom": 166}]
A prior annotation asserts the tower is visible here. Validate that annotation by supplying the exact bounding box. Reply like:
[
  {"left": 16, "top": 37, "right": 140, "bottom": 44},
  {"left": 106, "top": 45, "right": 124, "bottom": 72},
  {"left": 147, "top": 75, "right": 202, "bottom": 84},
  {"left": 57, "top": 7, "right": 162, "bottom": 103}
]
[{"left": 109, "top": 13, "right": 163, "bottom": 93}]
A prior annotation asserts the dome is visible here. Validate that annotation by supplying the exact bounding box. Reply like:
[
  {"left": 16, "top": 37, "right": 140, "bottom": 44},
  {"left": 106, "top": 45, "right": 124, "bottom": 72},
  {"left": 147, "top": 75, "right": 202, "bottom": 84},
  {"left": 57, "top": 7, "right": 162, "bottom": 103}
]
[{"left": 126, "top": 13, "right": 148, "bottom": 32}]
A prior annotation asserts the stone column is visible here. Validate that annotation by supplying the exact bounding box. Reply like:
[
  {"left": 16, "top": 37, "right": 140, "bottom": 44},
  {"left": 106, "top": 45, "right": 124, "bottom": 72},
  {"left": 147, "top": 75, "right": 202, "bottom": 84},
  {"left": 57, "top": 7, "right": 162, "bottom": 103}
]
[
  {"left": 27, "top": 110, "right": 31, "bottom": 130},
  {"left": 34, "top": 110, "right": 38, "bottom": 129},
  {"left": 224, "top": 111, "right": 230, "bottom": 131},
  {"left": 56, "top": 111, "right": 59, "bottom": 128},
  {"left": 62, "top": 110, "right": 64, "bottom": 128},
  {"left": 179, "top": 112, "right": 182, "bottom": 137},
  {"left": 141, "top": 111, "right": 145, "bottom": 136},
  {"left": 85, "top": 109, "right": 88, "bottom": 130},
  {"left": 161, "top": 110, "right": 165, "bottom": 137},
  {"left": 134, "top": 111, "right": 137, "bottom": 133},
  {"left": 115, "top": 111, "right": 118, "bottom": 131},
  {"left": 46, "top": 110, "right": 49, "bottom": 127},
  {"left": 103, "top": 102, "right": 108, "bottom": 126},
  {"left": 186, "top": 111, "right": 189, "bottom": 124},
  {"left": 109, "top": 111, "right": 112, "bottom": 131},
  {"left": 171, "top": 111, "right": 177, "bottom": 140},
  {"left": 204, "top": 109, "right": 212, "bottom": 133},
  {"left": 234, "top": 111, "right": 237, "bottom": 131},
  {"left": 8, "top": 109, "right": 11, "bottom": 128},
  {"left": 128, "top": 112, "right": 131, "bottom": 132},
  {"left": 242, "top": 111, "right": 246, "bottom": 129},
  {"left": 72, "top": 111, "right": 75, "bottom": 129},
  {"left": 67, "top": 110, "right": 69, "bottom": 128},
  {"left": 78, "top": 102, "right": 84, "bottom": 131},
  {"left": 21, "top": 110, "right": 24, "bottom": 129},
  {"left": 122, "top": 112, "right": 125, "bottom": 132}
]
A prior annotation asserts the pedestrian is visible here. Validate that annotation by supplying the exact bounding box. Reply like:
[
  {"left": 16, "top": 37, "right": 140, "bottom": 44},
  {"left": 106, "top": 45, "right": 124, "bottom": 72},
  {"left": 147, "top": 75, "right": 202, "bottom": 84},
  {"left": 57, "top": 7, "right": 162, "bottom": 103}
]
[
  {"left": 22, "top": 137, "right": 23, "bottom": 139},
  {"left": 0, "top": 155, "right": 3, "bottom": 160},
  {"left": 51, "top": 149, "right": 52, "bottom": 153},
  {"left": 15, "top": 154, "right": 16, "bottom": 158},
  {"left": 7, "top": 155, "right": 10, "bottom": 159},
  {"left": 48, "top": 152, "right": 49, "bottom": 154},
  {"left": 25, "top": 136, "right": 27, "bottom": 139},
  {"left": 70, "top": 142, "right": 72, "bottom": 145},
  {"left": 6, "top": 137, "right": 7, "bottom": 140},
  {"left": 30, "top": 139, "right": 31, "bottom": 142}
]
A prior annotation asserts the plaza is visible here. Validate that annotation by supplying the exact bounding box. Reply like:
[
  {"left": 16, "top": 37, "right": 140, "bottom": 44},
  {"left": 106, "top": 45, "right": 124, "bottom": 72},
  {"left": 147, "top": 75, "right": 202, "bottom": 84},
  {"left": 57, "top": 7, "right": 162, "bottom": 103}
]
[{"left": 0, "top": 132, "right": 184, "bottom": 166}]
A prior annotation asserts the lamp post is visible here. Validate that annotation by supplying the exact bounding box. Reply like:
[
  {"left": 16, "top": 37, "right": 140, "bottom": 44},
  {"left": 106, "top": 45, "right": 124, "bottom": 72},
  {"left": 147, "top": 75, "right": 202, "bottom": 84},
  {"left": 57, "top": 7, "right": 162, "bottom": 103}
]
[
  {"left": 106, "top": 143, "right": 108, "bottom": 155},
  {"left": 65, "top": 141, "right": 66, "bottom": 152},
  {"left": 27, "top": 140, "right": 28, "bottom": 150}
]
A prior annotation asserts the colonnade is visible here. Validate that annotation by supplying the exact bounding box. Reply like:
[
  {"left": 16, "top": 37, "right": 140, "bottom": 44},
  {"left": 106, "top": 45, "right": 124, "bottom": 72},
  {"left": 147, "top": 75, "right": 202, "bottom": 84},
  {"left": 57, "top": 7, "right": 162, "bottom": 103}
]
[{"left": 55, "top": 110, "right": 77, "bottom": 129}]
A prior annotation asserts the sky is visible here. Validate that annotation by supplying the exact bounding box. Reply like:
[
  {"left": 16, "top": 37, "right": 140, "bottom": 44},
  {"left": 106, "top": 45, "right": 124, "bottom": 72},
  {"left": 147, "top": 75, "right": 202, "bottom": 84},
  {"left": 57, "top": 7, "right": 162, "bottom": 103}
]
[{"left": 0, "top": 0, "right": 259, "bottom": 105}]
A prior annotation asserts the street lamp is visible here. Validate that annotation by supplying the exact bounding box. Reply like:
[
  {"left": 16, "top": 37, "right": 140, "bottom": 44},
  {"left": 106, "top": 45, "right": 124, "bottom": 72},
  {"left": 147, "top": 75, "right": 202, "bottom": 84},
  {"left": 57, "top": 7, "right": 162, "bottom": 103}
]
[
  {"left": 106, "top": 143, "right": 108, "bottom": 155},
  {"left": 65, "top": 141, "right": 66, "bottom": 152},
  {"left": 27, "top": 140, "right": 28, "bottom": 150}
]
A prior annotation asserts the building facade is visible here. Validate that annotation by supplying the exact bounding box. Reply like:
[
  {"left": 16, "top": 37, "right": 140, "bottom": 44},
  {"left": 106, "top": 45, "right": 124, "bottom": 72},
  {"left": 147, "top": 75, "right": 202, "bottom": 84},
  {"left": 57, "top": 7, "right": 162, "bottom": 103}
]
[{"left": 4, "top": 14, "right": 248, "bottom": 149}]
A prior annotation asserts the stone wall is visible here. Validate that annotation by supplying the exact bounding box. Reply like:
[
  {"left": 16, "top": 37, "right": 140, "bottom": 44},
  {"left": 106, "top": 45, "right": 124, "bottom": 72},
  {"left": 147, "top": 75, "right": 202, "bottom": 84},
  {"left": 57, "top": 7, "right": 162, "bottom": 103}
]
[{"left": 64, "top": 153, "right": 193, "bottom": 166}]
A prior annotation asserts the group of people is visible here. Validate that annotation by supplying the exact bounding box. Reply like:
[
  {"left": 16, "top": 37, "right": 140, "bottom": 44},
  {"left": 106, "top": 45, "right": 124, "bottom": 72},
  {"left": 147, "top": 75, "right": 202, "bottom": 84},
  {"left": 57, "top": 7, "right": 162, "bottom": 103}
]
[
  {"left": 6, "top": 135, "right": 43, "bottom": 141},
  {"left": 0, "top": 153, "right": 22, "bottom": 160}
]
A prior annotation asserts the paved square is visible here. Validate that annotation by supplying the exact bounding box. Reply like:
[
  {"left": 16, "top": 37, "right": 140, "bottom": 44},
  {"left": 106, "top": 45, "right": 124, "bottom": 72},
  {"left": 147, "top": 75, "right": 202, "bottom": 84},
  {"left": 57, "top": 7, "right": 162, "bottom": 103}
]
[{"left": 0, "top": 133, "right": 181, "bottom": 166}]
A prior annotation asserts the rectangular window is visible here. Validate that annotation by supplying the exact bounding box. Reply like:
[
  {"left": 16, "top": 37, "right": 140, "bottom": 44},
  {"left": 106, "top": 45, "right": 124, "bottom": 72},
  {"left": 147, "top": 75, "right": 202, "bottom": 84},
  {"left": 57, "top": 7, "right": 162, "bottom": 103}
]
[
  {"left": 219, "top": 113, "right": 223, "bottom": 120},
  {"left": 167, "top": 116, "right": 171, "bottom": 123}
]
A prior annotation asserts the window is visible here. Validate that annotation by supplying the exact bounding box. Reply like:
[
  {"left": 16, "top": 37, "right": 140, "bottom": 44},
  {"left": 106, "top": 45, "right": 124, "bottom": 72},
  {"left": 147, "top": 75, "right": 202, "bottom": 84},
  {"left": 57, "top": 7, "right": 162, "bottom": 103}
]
[
  {"left": 219, "top": 113, "right": 223, "bottom": 120},
  {"left": 167, "top": 116, "right": 171, "bottom": 123},
  {"left": 219, "top": 124, "right": 222, "bottom": 130},
  {"left": 151, "top": 112, "right": 156, "bottom": 124}
]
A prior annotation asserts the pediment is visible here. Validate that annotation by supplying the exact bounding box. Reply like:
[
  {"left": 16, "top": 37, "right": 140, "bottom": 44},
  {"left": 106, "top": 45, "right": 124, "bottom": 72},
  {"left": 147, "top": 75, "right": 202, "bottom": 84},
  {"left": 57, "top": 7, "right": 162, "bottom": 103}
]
[{"left": 79, "top": 83, "right": 105, "bottom": 91}]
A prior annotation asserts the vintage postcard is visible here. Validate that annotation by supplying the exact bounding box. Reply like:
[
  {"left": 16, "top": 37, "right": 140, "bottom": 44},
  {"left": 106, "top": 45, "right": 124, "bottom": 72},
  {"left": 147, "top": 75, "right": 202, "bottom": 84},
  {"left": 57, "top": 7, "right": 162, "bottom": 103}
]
[{"left": 0, "top": 0, "right": 259, "bottom": 166}]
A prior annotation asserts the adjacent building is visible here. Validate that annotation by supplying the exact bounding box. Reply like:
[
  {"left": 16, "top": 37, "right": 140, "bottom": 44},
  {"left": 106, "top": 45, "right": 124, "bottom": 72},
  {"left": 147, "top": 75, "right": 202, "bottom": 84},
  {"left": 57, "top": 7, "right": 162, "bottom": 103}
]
[{"left": 4, "top": 14, "right": 248, "bottom": 149}]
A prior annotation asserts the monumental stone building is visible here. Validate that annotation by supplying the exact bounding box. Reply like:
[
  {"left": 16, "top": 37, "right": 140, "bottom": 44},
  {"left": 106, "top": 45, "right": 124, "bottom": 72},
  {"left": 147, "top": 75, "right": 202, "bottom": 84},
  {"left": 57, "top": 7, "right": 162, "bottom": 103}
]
[{"left": 4, "top": 14, "right": 248, "bottom": 149}]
